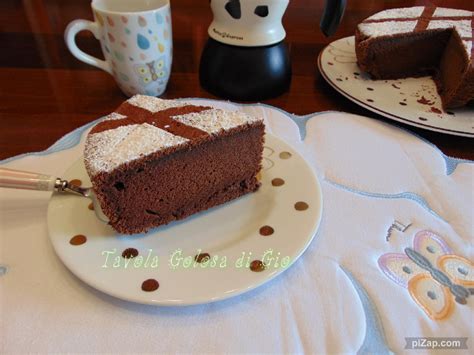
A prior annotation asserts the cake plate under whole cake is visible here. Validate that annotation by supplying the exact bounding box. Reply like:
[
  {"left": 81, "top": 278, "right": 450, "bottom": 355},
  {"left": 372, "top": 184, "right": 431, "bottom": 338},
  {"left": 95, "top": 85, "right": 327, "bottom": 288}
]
[
  {"left": 318, "top": 36, "right": 474, "bottom": 137},
  {"left": 47, "top": 133, "right": 323, "bottom": 306}
]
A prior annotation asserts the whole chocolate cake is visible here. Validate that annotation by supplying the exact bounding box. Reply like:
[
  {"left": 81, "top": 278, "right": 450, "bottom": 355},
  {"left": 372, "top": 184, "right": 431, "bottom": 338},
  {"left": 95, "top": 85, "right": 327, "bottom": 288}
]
[
  {"left": 355, "top": 6, "right": 474, "bottom": 109},
  {"left": 84, "top": 95, "right": 264, "bottom": 234}
]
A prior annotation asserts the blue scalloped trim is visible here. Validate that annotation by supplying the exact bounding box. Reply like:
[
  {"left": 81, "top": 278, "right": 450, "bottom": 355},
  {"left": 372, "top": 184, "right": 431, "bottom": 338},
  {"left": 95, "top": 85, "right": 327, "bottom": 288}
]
[
  {"left": 326, "top": 179, "right": 446, "bottom": 222},
  {"left": 383, "top": 120, "right": 473, "bottom": 176},
  {"left": 341, "top": 266, "right": 393, "bottom": 355},
  {"left": 1, "top": 99, "right": 472, "bottom": 177},
  {"left": 444, "top": 157, "right": 471, "bottom": 176}
]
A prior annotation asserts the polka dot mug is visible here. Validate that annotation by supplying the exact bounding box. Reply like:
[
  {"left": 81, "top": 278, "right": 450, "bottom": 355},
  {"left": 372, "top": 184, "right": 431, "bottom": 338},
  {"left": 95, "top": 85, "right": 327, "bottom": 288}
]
[{"left": 65, "top": 0, "right": 172, "bottom": 97}]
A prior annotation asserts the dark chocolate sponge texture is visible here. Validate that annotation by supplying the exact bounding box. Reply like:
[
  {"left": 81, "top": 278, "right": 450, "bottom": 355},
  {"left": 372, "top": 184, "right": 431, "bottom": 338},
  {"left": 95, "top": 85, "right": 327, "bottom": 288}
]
[
  {"left": 84, "top": 96, "right": 264, "bottom": 234},
  {"left": 355, "top": 6, "right": 473, "bottom": 109}
]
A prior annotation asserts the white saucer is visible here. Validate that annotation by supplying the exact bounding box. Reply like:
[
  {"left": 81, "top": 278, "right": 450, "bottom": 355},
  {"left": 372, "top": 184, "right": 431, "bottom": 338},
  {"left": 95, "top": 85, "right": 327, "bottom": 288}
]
[
  {"left": 47, "top": 133, "right": 323, "bottom": 305},
  {"left": 318, "top": 36, "right": 474, "bottom": 137}
]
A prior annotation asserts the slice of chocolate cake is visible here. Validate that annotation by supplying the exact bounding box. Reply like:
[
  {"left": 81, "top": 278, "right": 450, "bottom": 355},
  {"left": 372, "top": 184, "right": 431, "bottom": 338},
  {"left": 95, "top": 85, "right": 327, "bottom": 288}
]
[
  {"left": 84, "top": 96, "right": 264, "bottom": 234},
  {"left": 355, "top": 6, "right": 474, "bottom": 109}
]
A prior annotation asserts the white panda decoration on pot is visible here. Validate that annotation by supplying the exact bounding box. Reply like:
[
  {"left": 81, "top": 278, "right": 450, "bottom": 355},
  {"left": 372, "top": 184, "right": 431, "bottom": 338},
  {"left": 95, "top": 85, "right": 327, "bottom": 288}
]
[
  {"left": 199, "top": 0, "right": 347, "bottom": 101},
  {"left": 208, "top": 0, "right": 288, "bottom": 46}
]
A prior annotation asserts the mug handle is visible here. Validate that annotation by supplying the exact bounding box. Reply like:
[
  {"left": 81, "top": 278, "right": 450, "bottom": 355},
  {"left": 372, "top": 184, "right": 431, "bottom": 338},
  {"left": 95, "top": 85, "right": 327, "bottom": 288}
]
[{"left": 64, "top": 19, "right": 112, "bottom": 74}]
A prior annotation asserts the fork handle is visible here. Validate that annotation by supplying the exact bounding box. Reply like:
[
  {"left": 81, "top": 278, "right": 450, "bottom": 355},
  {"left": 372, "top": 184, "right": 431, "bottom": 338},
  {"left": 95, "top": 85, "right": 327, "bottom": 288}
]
[{"left": 0, "top": 167, "right": 60, "bottom": 191}]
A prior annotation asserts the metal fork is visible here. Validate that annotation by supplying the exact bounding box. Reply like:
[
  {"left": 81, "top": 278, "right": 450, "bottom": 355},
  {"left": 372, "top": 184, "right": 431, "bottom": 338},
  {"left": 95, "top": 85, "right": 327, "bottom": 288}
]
[{"left": 0, "top": 167, "right": 108, "bottom": 222}]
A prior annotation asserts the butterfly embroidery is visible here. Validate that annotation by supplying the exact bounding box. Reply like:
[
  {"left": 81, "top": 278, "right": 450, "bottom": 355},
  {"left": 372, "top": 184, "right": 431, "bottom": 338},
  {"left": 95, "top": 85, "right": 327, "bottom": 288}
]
[
  {"left": 378, "top": 230, "right": 473, "bottom": 320},
  {"left": 134, "top": 58, "right": 167, "bottom": 87}
]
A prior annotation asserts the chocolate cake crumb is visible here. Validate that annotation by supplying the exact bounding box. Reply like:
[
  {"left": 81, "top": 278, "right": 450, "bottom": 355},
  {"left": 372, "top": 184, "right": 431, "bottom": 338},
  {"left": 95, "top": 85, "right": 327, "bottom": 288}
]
[
  {"left": 355, "top": 6, "right": 474, "bottom": 109},
  {"left": 84, "top": 96, "right": 265, "bottom": 234}
]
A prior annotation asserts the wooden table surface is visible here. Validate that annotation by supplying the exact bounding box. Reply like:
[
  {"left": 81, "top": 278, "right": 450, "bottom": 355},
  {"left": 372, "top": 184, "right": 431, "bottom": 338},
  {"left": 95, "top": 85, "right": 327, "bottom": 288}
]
[{"left": 1, "top": 0, "right": 473, "bottom": 161}]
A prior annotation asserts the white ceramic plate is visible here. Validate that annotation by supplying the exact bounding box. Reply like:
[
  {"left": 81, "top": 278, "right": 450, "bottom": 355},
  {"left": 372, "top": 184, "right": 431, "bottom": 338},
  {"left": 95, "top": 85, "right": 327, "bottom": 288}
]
[
  {"left": 47, "top": 134, "right": 323, "bottom": 306},
  {"left": 318, "top": 36, "right": 474, "bottom": 137}
]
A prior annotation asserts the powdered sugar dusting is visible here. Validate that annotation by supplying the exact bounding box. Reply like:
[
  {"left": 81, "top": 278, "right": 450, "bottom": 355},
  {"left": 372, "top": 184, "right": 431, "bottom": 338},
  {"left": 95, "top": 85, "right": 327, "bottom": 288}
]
[
  {"left": 434, "top": 8, "right": 472, "bottom": 17},
  {"left": 359, "top": 20, "right": 417, "bottom": 37},
  {"left": 358, "top": 7, "right": 473, "bottom": 60},
  {"left": 84, "top": 123, "right": 188, "bottom": 175},
  {"left": 127, "top": 95, "right": 188, "bottom": 113},
  {"left": 85, "top": 125, "right": 137, "bottom": 176},
  {"left": 85, "top": 97, "right": 264, "bottom": 175},
  {"left": 171, "top": 109, "right": 262, "bottom": 134},
  {"left": 103, "top": 112, "right": 127, "bottom": 121},
  {"left": 428, "top": 19, "right": 472, "bottom": 38},
  {"left": 112, "top": 124, "right": 188, "bottom": 169},
  {"left": 464, "top": 41, "right": 472, "bottom": 58},
  {"left": 368, "top": 6, "right": 424, "bottom": 21}
]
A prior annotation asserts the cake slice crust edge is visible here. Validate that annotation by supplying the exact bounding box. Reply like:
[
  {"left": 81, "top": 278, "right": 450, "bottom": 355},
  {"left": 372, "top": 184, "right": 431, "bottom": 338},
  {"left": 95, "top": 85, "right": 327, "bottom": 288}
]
[{"left": 84, "top": 97, "right": 265, "bottom": 234}]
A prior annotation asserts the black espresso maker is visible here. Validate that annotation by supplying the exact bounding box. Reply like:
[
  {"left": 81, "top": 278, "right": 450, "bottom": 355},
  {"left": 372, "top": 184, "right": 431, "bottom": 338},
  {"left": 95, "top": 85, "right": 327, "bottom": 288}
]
[{"left": 199, "top": 0, "right": 347, "bottom": 101}]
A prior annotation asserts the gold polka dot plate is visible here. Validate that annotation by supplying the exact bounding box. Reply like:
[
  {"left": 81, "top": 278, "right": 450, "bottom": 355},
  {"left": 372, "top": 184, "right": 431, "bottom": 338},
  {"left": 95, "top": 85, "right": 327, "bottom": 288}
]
[
  {"left": 318, "top": 36, "right": 474, "bottom": 137},
  {"left": 47, "top": 133, "right": 323, "bottom": 305}
]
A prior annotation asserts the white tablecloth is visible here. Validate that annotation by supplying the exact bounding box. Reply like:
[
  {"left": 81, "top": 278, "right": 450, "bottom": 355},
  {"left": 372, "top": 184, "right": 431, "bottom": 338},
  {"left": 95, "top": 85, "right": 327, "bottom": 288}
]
[{"left": 1, "top": 99, "right": 472, "bottom": 354}]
